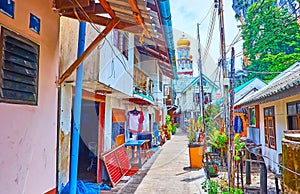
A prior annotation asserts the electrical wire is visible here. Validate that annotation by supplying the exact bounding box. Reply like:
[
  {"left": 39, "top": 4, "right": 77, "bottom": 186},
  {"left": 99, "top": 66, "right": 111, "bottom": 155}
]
[
  {"left": 226, "top": 29, "right": 242, "bottom": 54},
  {"left": 199, "top": 3, "right": 215, "bottom": 26},
  {"left": 67, "top": 0, "right": 134, "bottom": 79},
  {"left": 203, "top": 7, "right": 217, "bottom": 66}
]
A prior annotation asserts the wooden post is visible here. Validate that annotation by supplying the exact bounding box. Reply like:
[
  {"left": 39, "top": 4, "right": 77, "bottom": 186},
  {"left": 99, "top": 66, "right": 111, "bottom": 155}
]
[
  {"left": 237, "top": 160, "right": 240, "bottom": 188},
  {"left": 206, "top": 153, "right": 210, "bottom": 179},
  {"left": 245, "top": 148, "right": 251, "bottom": 185},
  {"left": 260, "top": 161, "right": 267, "bottom": 194},
  {"left": 229, "top": 47, "right": 235, "bottom": 187},
  {"left": 240, "top": 151, "right": 244, "bottom": 189},
  {"left": 275, "top": 175, "right": 280, "bottom": 194}
]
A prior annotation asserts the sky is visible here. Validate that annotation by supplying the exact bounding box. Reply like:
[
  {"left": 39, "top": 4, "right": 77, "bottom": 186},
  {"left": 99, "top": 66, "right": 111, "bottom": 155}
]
[{"left": 170, "top": 0, "right": 243, "bottom": 79}]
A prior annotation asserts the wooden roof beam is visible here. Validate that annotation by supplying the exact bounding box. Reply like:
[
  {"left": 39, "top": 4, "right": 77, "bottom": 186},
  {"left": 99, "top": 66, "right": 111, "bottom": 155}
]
[
  {"left": 53, "top": 0, "right": 90, "bottom": 10},
  {"left": 99, "top": 0, "right": 116, "bottom": 18},
  {"left": 58, "top": 3, "right": 106, "bottom": 14},
  {"left": 128, "top": 0, "right": 151, "bottom": 38},
  {"left": 61, "top": 12, "right": 143, "bottom": 33},
  {"left": 58, "top": 18, "right": 120, "bottom": 84}
]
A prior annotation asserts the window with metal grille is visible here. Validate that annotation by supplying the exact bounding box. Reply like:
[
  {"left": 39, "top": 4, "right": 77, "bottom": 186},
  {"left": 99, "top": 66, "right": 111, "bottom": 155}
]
[{"left": 0, "top": 27, "right": 39, "bottom": 105}]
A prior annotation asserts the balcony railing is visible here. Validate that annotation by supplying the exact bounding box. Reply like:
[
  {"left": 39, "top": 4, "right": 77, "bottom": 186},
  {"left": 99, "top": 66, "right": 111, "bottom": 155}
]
[{"left": 133, "top": 65, "right": 154, "bottom": 102}]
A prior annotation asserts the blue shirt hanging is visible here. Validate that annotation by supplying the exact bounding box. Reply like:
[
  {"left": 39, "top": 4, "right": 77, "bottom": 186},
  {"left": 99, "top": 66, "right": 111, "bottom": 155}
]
[{"left": 234, "top": 116, "right": 243, "bottom": 133}]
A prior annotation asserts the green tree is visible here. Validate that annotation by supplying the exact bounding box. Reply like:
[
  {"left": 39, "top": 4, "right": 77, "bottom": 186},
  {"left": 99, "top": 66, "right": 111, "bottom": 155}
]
[{"left": 242, "top": 0, "right": 300, "bottom": 82}]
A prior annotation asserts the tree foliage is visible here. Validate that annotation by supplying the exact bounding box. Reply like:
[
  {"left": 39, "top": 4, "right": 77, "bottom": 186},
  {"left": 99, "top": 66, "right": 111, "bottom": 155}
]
[{"left": 242, "top": 0, "right": 300, "bottom": 82}]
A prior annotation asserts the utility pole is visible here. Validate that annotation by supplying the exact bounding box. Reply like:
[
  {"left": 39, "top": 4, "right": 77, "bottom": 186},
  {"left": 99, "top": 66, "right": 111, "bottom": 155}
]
[
  {"left": 197, "top": 22, "right": 209, "bottom": 178},
  {"left": 229, "top": 47, "right": 236, "bottom": 187},
  {"left": 196, "top": 23, "right": 206, "bottom": 139},
  {"left": 217, "top": 0, "right": 232, "bottom": 188}
]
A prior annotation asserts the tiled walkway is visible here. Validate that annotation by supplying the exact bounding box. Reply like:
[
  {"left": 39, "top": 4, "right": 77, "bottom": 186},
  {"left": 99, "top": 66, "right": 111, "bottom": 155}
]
[{"left": 132, "top": 130, "right": 207, "bottom": 194}]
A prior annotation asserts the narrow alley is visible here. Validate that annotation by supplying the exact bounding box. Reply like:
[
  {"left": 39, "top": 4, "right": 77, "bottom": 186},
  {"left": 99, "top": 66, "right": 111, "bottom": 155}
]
[
  {"left": 113, "top": 129, "right": 206, "bottom": 194},
  {"left": 1, "top": 0, "right": 300, "bottom": 193}
]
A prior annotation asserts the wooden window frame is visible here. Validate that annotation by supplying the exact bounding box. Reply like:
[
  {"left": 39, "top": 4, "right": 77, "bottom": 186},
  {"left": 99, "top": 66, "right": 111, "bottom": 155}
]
[
  {"left": 249, "top": 105, "right": 260, "bottom": 128},
  {"left": 249, "top": 107, "right": 256, "bottom": 127},
  {"left": 264, "top": 106, "right": 276, "bottom": 150},
  {"left": 286, "top": 101, "right": 300, "bottom": 130},
  {"left": 0, "top": 26, "right": 39, "bottom": 105}
]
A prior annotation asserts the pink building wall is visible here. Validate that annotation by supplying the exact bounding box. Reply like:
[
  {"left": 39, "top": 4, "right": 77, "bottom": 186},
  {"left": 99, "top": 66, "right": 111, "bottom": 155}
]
[{"left": 0, "top": 0, "right": 59, "bottom": 193}]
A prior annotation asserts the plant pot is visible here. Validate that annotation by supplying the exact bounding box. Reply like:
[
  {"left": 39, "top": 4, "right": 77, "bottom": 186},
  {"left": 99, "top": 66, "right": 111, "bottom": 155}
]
[
  {"left": 166, "top": 133, "right": 171, "bottom": 140},
  {"left": 188, "top": 143, "right": 204, "bottom": 169},
  {"left": 208, "top": 162, "right": 219, "bottom": 177}
]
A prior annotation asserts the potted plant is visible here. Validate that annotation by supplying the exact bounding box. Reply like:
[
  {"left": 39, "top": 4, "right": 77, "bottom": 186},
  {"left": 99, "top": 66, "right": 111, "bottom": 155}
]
[
  {"left": 171, "top": 123, "right": 178, "bottom": 135},
  {"left": 187, "top": 118, "right": 204, "bottom": 169},
  {"left": 208, "top": 129, "right": 228, "bottom": 166},
  {"left": 165, "top": 115, "right": 172, "bottom": 140},
  {"left": 159, "top": 124, "right": 167, "bottom": 145}
]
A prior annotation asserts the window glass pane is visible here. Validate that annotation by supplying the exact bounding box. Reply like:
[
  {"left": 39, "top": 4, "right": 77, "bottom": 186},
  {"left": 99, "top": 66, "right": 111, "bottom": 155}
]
[
  {"left": 268, "top": 119, "right": 273, "bottom": 127},
  {"left": 298, "top": 103, "right": 300, "bottom": 114},
  {"left": 287, "top": 116, "right": 298, "bottom": 130},
  {"left": 0, "top": 0, "right": 15, "bottom": 18},
  {"left": 269, "top": 127, "right": 274, "bottom": 136},
  {"left": 269, "top": 108, "right": 274, "bottom": 116},
  {"left": 29, "top": 13, "right": 40, "bottom": 34},
  {"left": 264, "top": 108, "right": 269, "bottom": 116},
  {"left": 250, "top": 108, "right": 256, "bottom": 126},
  {"left": 288, "top": 104, "right": 297, "bottom": 115}
]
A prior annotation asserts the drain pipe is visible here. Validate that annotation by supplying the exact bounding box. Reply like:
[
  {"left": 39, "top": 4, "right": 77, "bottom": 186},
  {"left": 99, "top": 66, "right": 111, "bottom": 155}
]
[{"left": 70, "top": 22, "right": 86, "bottom": 193}]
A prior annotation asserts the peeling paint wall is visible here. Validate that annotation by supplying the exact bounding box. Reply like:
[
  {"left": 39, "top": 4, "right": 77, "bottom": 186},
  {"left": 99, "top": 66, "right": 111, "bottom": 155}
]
[
  {"left": 59, "top": 17, "right": 100, "bottom": 82},
  {"left": 104, "top": 96, "right": 113, "bottom": 152},
  {"left": 57, "top": 84, "right": 72, "bottom": 191},
  {"left": 0, "top": 0, "right": 59, "bottom": 193}
]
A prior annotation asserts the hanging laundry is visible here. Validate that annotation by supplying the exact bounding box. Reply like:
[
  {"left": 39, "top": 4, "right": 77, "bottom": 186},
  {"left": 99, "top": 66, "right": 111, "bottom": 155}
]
[
  {"left": 138, "top": 110, "right": 144, "bottom": 132},
  {"left": 128, "top": 108, "right": 140, "bottom": 134},
  {"left": 234, "top": 116, "right": 243, "bottom": 133}
]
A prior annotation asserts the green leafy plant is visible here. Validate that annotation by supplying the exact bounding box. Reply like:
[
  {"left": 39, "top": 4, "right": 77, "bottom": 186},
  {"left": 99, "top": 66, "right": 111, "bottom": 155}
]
[
  {"left": 165, "top": 114, "right": 172, "bottom": 134},
  {"left": 187, "top": 118, "right": 198, "bottom": 143},
  {"left": 242, "top": 0, "right": 300, "bottom": 82},
  {"left": 172, "top": 123, "right": 178, "bottom": 134},
  {"left": 208, "top": 130, "right": 228, "bottom": 166},
  {"left": 201, "top": 179, "right": 221, "bottom": 193},
  {"left": 201, "top": 179, "right": 243, "bottom": 194},
  {"left": 209, "top": 130, "right": 228, "bottom": 149},
  {"left": 233, "top": 134, "right": 245, "bottom": 161}
]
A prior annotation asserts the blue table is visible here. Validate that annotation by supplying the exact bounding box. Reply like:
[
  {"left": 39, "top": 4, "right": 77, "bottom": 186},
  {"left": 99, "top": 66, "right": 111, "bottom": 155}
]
[{"left": 124, "top": 140, "right": 147, "bottom": 168}]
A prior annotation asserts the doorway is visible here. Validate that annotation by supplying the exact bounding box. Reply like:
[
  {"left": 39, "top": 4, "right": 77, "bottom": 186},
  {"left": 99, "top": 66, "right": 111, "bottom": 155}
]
[{"left": 77, "top": 100, "right": 99, "bottom": 182}]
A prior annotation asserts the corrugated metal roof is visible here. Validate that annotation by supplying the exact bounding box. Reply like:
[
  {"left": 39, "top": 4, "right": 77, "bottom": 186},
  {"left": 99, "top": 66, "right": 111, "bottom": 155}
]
[
  {"left": 181, "top": 74, "right": 219, "bottom": 94},
  {"left": 174, "top": 77, "right": 195, "bottom": 93},
  {"left": 234, "top": 77, "right": 265, "bottom": 93},
  {"left": 237, "top": 62, "right": 300, "bottom": 106},
  {"left": 53, "top": 0, "right": 176, "bottom": 78}
]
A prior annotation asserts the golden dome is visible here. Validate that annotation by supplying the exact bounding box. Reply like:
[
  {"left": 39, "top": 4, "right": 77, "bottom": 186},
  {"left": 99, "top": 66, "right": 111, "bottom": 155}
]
[
  {"left": 177, "top": 35, "right": 190, "bottom": 47},
  {"left": 189, "top": 55, "right": 193, "bottom": 59}
]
